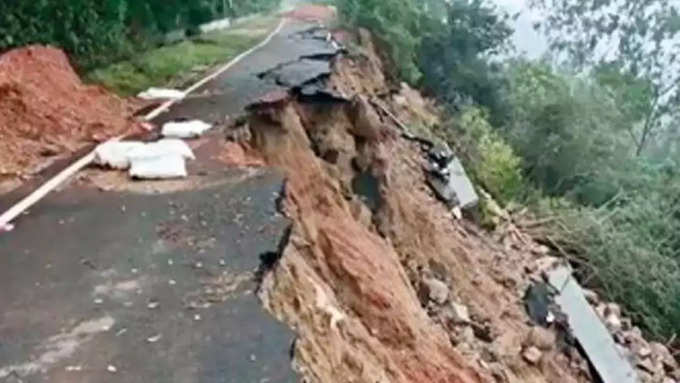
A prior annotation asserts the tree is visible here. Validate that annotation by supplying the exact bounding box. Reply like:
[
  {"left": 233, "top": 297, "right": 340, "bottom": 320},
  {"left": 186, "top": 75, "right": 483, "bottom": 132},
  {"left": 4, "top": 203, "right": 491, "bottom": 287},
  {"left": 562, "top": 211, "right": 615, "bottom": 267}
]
[
  {"left": 418, "top": 0, "right": 513, "bottom": 119},
  {"left": 529, "top": 0, "right": 680, "bottom": 156}
]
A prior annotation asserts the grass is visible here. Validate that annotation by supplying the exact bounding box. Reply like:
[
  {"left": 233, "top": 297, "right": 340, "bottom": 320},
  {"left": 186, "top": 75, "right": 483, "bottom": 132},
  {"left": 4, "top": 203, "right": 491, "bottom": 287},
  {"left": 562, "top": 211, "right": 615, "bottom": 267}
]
[{"left": 85, "top": 15, "right": 280, "bottom": 96}]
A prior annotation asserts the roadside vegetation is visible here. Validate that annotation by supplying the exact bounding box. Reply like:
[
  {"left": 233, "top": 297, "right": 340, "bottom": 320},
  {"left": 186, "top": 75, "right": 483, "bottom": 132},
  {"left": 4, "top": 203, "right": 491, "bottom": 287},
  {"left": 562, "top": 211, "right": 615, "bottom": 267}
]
[
  {"left": 335, "top": 0, "right": 680, "bottom": 343},
  {"left": 0, "top": 0, "right": 281, "bottom": 71},
  {"left": 85, "top": 16, "right": 280, "bottom": 96}
]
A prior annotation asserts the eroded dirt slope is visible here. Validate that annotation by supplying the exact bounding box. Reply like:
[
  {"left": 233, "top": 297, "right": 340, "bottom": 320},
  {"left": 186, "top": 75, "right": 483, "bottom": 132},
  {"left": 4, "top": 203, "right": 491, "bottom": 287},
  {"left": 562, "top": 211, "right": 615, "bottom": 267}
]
[{"left": 233, "top": 30, "right": 599, "bottom": 383}]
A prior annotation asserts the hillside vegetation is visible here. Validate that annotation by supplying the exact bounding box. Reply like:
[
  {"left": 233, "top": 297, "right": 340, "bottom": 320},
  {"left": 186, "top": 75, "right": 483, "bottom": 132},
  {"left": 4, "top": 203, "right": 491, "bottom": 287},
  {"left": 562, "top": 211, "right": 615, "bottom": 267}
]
[
  {"left": 335, "top": 0, "right": 680, "bottom": 343},
  {"left": 0, "top": 0, "right": 280, "bottom": 70}
]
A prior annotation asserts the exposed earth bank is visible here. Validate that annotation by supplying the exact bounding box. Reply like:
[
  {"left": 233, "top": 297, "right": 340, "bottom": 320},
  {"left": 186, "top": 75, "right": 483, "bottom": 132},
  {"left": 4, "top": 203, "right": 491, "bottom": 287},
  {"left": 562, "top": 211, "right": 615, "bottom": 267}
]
[
  {"left": 0, "top": 46, "right": 141, "bottom": 187},
  {"left": 237, "top": 30, "right": 598, "bottom": 383}
]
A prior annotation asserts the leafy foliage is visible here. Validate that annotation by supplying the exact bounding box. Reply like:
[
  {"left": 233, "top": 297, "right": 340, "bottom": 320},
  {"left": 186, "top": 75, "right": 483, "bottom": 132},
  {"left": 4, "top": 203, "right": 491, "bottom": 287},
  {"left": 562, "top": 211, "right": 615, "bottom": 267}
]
[
  {"left": 418, "top": 0, "right": 512, "bottom": 118},
  {"left": 442, "top": 107, "right": 524, "bottom": 204},
  {"left": 0, "top": 0, "right": 281, "bottom": 69},
  {"left": 334, "top": 0, "right": 425, "bottom": 82},
  {"left": 529, "top": 0, "right": 680, "bottom": 156}
]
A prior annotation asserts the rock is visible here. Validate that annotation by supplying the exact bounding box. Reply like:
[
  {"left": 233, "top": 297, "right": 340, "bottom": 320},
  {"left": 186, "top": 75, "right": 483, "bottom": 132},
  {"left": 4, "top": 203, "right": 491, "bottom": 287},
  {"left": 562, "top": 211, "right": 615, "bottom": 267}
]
[
  {"left": 523, "top": 346, "right": 543, "bottom": 365},
  {"left": 606, "top": 313, "right": 623, "bottom": 330},
  {"left": 650, "top": 342, "right": 676, "bottom": 366},
  {"left": 525, "top": 327, "right": 556, "bottom": 351},
  {"left": 638, "top": 346, "right": 652, "bottom": 359},
  {"left": 422, "top": 277, "right": 449, "bottom": 305},
  {"left": 444, "top": 301, "right": 471, "bottom": 324},
  {"left": 637, "top": 357, "right": 657, "bottom": 373},
  {"left": 531, "top": 245, "right": 551, "bottom": 256},
  {"left": 605, "top": 303, "right": 622, "bottom": 317}
]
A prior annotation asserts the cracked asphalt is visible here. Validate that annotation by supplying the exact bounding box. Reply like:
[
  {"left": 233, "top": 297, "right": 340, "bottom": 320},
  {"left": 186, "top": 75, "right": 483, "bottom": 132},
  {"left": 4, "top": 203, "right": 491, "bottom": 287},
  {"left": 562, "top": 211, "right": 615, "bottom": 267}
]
[{"left": 0, "top": 17, "right": 339, "bottom": 383}]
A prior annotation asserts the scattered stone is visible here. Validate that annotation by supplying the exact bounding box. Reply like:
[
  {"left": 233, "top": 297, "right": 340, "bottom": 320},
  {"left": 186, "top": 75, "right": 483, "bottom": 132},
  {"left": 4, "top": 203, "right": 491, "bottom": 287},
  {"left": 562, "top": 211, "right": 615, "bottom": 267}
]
[
  {"left": 637, "top": 346, "right": 652, "bottom": 359},
  {"left": 194, "top": 314, "right": 202, "bottom": 321},
  {"left": 523, "top": 346, "right": 543, "bottom": 365},
  {"left": 146, "top": 334, "right": 162, "bottom": 343},
  {"left": 524, "top": 283, "right": 552, "bottom": 326},
  {"left": 606, "top": 313, "right": 623, "bottom": 331},
  {"left": 605, "top": 303, "right": 622, "bottom": 318},
  {"left": 107, "top": 365, "right": 118, "bottom": 373},
  {"left": 637, "top": 357, "right": 656, "bottom": 374},
  {"left": 445, "top": 301, "right": 471, "bottom": 324},
  {"left": 169, "top": 279, "right": 177, "bottom": 286},
  {"left": 525, "top": 327, "right": 556, "bottom": 351},
  {"left": 147, "top": 300, "right": 160, "bottom": 310},
  {"left": 422, "top": 277, "right": 449, "bottom": 305}
]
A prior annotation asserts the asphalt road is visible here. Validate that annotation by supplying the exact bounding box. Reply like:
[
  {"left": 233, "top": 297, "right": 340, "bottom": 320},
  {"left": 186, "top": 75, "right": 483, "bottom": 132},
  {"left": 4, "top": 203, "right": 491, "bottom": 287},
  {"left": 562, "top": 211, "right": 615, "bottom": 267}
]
[{"left": 0, "top": 17, "right": 339, "bottom": 383}]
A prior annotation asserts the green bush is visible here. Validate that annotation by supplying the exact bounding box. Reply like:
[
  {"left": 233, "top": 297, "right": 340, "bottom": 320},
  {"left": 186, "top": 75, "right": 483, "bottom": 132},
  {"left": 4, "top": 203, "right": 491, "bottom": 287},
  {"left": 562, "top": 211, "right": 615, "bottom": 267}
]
[
  {"left": 335, "top": 0, "right": 424, "bottom": 83},
  {"left": 447, "top": 107, "right": 525, "bottom": 205},
  {"left": 0, "top": 0, "right": 281, "bottom": 70}
]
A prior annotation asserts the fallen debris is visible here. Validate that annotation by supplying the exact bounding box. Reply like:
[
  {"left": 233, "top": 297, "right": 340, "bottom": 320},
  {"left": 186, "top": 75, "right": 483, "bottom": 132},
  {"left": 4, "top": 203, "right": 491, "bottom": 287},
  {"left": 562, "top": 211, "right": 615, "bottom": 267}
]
[
  {"left": 523, "top": 346, "right": 543, "bottom": 365},
  {"left": 426, "top": 156, "right": 479, "bottom": 209},
  {"left": 547, "top": 267, "right": 638, "bottom": 383},
  {"left": 524, "top": 283, "right": 555, "bottom": 326},
  {"left": 137, "top": 87, "right": 185, "bottom": 100},
  {"left": 161, "top": 120, "right": 213, "bottom": 138}
]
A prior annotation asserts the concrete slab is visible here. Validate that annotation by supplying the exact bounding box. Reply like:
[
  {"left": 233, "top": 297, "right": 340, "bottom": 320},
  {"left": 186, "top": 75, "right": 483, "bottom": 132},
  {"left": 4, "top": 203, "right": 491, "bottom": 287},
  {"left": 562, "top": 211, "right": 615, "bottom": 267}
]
[{"left": 548, "top": 267, "right": 638, "bottom": 383}]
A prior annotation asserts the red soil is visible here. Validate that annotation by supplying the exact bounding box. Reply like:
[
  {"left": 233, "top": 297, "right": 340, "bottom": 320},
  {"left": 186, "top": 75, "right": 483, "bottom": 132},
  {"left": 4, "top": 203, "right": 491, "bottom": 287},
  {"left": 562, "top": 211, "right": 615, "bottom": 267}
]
[{"left": 0, "top": 45, "right": 140, "bottom": 179}]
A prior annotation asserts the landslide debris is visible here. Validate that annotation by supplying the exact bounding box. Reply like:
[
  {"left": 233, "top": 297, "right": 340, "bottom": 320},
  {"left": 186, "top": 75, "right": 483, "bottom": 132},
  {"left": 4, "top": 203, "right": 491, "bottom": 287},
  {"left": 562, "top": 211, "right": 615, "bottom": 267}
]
[
  {"left": 0, "top": 46, "right": 140, "bottom": 181},
  {"left": 234, "top": 28, "right": 605, "bottom": 383}
]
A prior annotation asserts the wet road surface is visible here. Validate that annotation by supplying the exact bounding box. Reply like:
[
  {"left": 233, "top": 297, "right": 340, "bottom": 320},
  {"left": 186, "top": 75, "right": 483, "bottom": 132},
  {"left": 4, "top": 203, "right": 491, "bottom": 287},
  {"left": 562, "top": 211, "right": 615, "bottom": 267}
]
[{"left": 0, "top": 17, "right": 340, "bottom": 383}]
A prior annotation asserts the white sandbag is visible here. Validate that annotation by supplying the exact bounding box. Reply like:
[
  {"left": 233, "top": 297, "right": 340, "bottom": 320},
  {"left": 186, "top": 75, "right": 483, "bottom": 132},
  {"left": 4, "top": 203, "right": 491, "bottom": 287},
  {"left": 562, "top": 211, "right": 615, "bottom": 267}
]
[
  {"left": 94, "top": 141, "right": 146, "bottom": 169},
  {"left": 127, "top": 139, "right": 195, "bottom": 161},
  {"left": 129, "top": 154, "right": 187, "bottom": 179},
  {"left": 162, "top": 120, "right": 213, "bottom": 138},
  {"left": 137, "top": 87, "right": 185, "bottom": 100}
]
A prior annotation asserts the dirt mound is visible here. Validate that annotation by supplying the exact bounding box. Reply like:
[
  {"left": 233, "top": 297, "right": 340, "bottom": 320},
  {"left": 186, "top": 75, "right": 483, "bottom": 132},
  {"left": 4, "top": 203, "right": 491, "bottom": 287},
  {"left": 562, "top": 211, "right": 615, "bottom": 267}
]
[{"left": 0, "top": 46, "right": 139, "bottom": 180}]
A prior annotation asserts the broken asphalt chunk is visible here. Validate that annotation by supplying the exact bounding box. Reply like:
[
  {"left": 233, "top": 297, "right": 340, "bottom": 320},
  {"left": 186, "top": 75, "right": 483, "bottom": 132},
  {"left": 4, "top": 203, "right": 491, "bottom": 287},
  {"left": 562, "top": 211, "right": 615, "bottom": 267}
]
[
  {"left": 426, "top": 157, "right": 479, "bottom": 209},
  {"left": 547, "top": 267, "right": 638, "bottom": 383},
  {"left": 524, "top": 283, "right": 554, "bottom": 326}
]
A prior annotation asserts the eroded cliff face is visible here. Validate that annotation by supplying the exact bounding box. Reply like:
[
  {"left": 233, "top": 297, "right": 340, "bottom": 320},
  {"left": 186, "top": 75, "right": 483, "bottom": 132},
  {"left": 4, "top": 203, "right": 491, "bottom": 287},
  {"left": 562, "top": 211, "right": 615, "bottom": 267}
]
[{"left": 240, "top": 30, "right": 594, "bottom": 383}]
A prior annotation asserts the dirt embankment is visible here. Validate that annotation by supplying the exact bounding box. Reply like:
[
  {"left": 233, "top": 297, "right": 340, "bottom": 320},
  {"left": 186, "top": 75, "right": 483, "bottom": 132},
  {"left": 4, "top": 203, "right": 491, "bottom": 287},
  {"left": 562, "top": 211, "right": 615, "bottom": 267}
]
[
  {"left": 235, "top": 30, "right": 602, "bottom": 383},
  {"left": 0, "top": 46, "right": 139, "bottom": 182}
]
